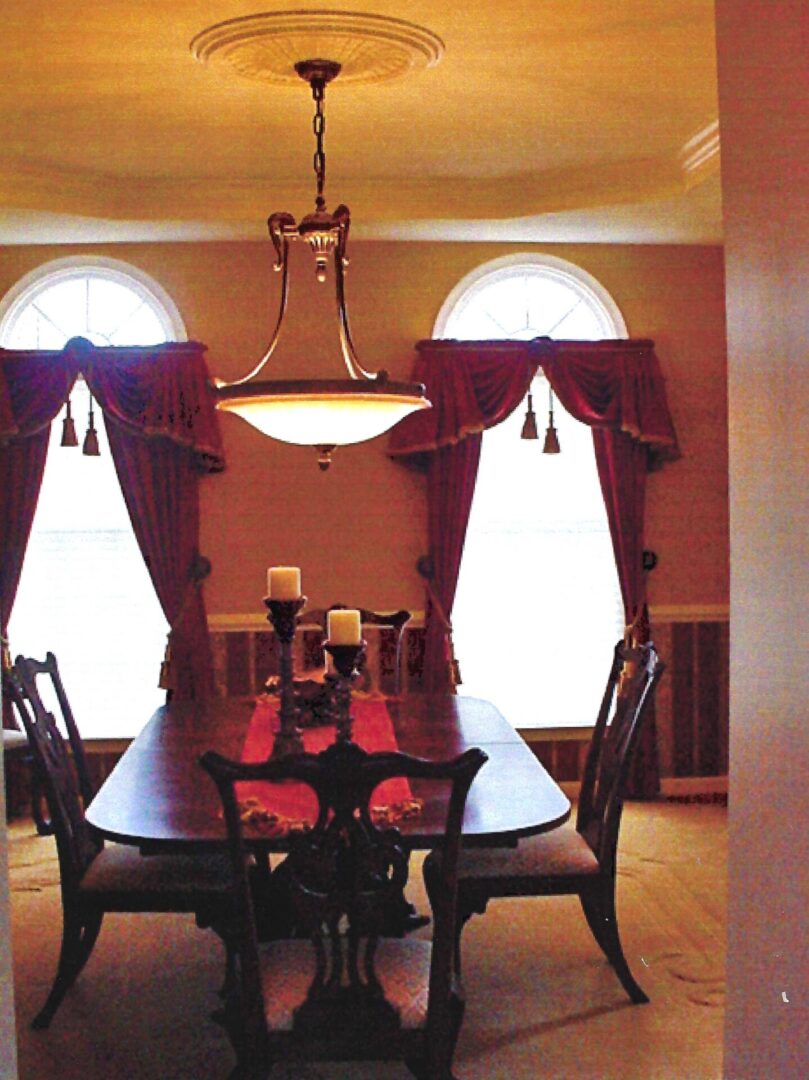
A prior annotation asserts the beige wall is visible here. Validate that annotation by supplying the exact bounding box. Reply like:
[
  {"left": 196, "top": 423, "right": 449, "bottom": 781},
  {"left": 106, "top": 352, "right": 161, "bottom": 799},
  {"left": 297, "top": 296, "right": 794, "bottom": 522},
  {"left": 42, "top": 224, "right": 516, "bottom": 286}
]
[
  {"left": 0, "top": 240, "right": 728, "bottom": 617},
  {"left": 716, "top": 1, "right": 809, "bottom": 1075}
]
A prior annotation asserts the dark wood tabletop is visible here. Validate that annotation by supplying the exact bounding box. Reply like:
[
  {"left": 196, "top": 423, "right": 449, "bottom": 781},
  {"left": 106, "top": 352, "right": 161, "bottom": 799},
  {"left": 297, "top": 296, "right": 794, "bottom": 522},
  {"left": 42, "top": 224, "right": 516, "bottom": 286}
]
[{"left": 86, "top": 694, "right": 570, "bottom": 852}]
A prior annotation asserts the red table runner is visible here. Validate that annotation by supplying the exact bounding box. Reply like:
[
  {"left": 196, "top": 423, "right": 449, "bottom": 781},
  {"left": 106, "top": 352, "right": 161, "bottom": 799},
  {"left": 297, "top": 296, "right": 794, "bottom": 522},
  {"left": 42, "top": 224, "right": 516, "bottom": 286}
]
[{"left": 237, "top": 697, "right": 419, "bottom": 834}]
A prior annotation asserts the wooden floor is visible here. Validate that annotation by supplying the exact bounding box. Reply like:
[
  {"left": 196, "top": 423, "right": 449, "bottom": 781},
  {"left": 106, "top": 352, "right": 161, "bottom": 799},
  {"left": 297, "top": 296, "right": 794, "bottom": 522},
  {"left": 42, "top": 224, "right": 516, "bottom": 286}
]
[{"left": 8, "top": 800, "right": 726, "bottom": 1079}]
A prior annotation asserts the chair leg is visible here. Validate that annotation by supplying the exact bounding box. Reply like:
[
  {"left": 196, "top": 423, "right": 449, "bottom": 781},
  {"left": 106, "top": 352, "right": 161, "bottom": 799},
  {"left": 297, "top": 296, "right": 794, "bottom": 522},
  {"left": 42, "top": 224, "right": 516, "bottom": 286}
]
[
  {"left": 408, "top": 989, "right": 464, "bottom": 1080},
  {"left": 29, "top": 762, "right": 54, "bottom": 836},
  {"left": 32, "top": 909, "right": 104, "bottom": 1028},
  {"left": 424, "top": 853, "right": 475, "bottom": 977},
  {"left": 579, "top": 886, "right": 648, "bottom": 1004}
]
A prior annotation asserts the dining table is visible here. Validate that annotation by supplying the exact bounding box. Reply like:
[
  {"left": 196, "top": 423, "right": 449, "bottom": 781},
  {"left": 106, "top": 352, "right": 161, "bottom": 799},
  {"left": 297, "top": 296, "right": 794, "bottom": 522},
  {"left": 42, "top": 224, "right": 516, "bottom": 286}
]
[{"left": 86, "top": 693, "right": 571, "bottom": 853}]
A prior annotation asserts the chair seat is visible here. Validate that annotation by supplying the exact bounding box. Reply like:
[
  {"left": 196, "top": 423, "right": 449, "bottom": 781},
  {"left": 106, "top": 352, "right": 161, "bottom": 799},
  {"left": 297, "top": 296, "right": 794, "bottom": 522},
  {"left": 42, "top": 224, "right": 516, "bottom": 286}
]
[
  {"left": 80, "top": 844, "right": 231, "bottom": 906},
  {"left": 2, "top": 728, "right": 29, "bottom": 752},
  {"left": 259, "top": 936, "right": 432, "bottom": 1032},
  {"left": 458, "top": 823, "right": 600, "bottom": 884}
]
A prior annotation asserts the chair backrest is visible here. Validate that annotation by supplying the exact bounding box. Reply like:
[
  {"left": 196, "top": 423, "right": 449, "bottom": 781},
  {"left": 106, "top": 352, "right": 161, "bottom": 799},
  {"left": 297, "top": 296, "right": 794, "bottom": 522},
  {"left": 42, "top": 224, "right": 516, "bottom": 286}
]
[
  {"left": 201, "top": 739, "right": 486, "bottom": 1063},
  {"left": 15, "top": 652, "right": 94, "bottom": 808},
  {"left": 305, "top": 604, "right": 412, "bottom": 695},
  {"left": 576, "top": 638, "right": 665, "bottom": 872},
  {"left": 6, "top": 660, "right": 101, "bottom": 891}
]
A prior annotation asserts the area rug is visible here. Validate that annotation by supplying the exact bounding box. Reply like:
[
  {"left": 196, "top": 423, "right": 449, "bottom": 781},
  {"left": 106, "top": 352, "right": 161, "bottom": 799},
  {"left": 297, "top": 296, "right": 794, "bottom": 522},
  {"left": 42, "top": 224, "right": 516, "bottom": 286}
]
[{"left": 8, "top": 801, "right": 726, "bottom": 1079}]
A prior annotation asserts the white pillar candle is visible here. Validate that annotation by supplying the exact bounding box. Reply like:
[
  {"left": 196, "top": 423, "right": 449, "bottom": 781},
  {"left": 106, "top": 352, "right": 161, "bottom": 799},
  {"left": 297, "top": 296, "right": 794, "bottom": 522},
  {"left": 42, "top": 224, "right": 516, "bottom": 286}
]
[
  {"left": 327, "top": 609, "right": 362, "bottom": 645},
  {"left": 267, "top": 566, "right": 301, "bottom": 600}
]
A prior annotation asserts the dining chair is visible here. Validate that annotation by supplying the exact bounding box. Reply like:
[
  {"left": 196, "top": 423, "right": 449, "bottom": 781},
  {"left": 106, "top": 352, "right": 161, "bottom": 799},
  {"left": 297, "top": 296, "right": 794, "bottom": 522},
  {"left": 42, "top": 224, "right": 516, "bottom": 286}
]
[
  {"left": 425, "top": 638, "right": 665, "bottom": 1005},
  {"left": 6, "top": 657, "right": 233, "bottom": 1030},
  {"left": 200, "top": 738, "right": 487, "bottom": 1080},
  {"left": 12, "top": 651, "right": 94, "bottom": 834},
  {"left": 304, "top": 604, "right": 412, "bottom": 695},
  {"left": 1, "top": 703, "right": 35, "bottom": 822}
]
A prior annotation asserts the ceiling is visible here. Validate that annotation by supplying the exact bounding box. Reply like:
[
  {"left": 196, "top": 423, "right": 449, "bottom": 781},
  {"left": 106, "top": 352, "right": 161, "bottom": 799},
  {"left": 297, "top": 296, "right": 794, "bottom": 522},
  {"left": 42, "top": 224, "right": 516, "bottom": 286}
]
[{"left": 2, "top": 1, "right": 721, "bottom": 245}]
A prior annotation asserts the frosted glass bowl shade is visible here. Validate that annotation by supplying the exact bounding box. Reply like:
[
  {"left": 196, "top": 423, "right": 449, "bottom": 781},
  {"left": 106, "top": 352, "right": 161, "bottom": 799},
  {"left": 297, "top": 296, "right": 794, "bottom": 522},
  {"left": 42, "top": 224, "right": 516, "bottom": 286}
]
[{"left": 215, "top": 378, "right": 430, "bottom": 446}]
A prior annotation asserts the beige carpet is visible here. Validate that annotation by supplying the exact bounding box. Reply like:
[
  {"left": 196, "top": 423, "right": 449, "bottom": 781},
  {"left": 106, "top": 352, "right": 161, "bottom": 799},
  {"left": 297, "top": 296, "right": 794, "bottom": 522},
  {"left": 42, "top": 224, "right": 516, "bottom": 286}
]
[{"left": 8, "top": 802, "right": 726, "bottom": 1079}]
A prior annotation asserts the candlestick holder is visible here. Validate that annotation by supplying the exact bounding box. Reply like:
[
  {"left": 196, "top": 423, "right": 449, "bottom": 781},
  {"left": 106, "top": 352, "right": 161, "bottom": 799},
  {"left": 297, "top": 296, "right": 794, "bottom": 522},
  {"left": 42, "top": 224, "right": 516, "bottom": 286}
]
[
  {"left": 323, "top": 639, "right": 366, "bottom": 743},
  {"left": 264, "top": 595, "right": 307, "bottom": 759}
]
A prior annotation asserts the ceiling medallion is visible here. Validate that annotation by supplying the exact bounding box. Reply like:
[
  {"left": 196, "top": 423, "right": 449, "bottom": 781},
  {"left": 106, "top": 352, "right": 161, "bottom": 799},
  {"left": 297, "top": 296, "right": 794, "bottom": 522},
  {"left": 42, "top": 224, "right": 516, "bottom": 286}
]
[{"left": 190, "top": 10, "right": 445, "bottom": 87}]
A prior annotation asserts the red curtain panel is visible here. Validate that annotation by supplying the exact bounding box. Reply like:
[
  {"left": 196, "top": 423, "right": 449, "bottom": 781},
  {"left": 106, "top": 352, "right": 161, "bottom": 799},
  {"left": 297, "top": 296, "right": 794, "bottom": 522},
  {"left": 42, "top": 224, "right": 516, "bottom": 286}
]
[
  {"left": 391, "top": 340, "right": 543, "bottom": 691},
  {"left": 390, "top": 336, "right": 680, "bottom": 796},
  {"left": 0, "top": 337, "right": 224, "bottom": 704},
  {"left": 0, "top": 430, "right": 50, "bottom": 728}
]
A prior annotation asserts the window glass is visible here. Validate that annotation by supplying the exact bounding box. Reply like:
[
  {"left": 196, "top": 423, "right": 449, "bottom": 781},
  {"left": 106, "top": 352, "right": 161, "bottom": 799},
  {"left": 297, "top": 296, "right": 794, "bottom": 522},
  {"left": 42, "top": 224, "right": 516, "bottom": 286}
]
[
  {"left": 2, "top": 259, "right": 183, "bottom": 739},
  {"left": 438, "top": 256, "right": 625, "bottom": 728}
]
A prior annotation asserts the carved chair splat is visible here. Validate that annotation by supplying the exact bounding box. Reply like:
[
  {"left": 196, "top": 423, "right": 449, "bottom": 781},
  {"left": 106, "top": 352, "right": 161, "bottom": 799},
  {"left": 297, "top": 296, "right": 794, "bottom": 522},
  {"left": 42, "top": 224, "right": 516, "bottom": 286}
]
[
  {"left": 201, "top": 737, "right": 486, "bottom": 1080},
  {"left": 13, "top": 651, "right": 94, "bottom": 833}
]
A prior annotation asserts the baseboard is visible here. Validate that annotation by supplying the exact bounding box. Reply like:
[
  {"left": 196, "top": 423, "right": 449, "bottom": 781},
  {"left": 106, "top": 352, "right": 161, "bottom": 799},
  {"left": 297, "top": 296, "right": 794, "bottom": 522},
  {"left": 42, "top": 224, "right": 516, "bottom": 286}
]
[{"left": 659, "top": 775, "right": 728, "bottom": 801}]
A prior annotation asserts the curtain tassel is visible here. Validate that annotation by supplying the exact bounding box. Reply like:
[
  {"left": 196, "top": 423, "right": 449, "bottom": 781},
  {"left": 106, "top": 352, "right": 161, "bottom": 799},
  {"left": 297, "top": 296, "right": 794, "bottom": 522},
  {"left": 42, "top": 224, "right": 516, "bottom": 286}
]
[
  {"left": 520, "top": 393, "right": 539, "bottom": 440},
  {"left": 60, "top": 397, "right": 79, "bottom": 447},
  {"left": 447, "top": 632, "right": 462, "bottom": 688},
  {"left": 82, "top": 397, "right": 100, "bottom": 456},
  {"left": 158, "top": 640, "right": 174, "bottom": 691},
  {"left": 542, "top": 387, "right": 561, "bottom": 454}
]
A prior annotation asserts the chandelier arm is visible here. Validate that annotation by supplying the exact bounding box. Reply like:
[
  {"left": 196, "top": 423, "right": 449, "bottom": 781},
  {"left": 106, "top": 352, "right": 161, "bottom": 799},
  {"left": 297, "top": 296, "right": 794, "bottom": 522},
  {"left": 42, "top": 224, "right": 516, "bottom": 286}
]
[
  {"left": 332, "top": 205, "right": 377, "bottom": 381},
  {"left": 225, "top": 214, "right": 295, "bottom": 387}
]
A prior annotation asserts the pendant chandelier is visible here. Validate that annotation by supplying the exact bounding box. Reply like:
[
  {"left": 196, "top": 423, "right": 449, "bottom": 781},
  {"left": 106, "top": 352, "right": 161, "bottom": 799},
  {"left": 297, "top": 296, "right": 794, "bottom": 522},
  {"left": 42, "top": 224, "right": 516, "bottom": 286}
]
[{"left": 198, "top": 21, "right": 436, "bottom": 471}]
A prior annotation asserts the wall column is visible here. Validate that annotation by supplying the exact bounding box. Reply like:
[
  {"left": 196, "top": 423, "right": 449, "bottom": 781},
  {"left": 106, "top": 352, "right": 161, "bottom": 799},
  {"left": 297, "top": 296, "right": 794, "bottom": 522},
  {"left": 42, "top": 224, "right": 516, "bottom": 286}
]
[
  {"left": 716, "top": 2, "right": 809, "bottom": 1075},
  {"left": 0, "top": 730, "right": 19, "bottom": 1077}
]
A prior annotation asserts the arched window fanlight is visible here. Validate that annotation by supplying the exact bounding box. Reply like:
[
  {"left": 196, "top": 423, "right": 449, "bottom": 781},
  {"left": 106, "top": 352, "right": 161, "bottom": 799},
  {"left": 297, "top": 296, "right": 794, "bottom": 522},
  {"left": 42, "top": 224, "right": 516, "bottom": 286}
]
[{"left": 0, "top": 255, "right": 185, "bottom": 348}]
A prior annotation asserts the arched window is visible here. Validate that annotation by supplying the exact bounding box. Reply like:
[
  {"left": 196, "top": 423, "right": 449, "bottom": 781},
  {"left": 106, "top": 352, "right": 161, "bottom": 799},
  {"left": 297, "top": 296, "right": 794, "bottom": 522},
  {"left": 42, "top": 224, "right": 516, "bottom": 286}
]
[
  {"left": 2, "top": 257, "right": 185, "bottom": 739},
  {"left": 437, "top": 255, "right": 625, "bottom": 729}
]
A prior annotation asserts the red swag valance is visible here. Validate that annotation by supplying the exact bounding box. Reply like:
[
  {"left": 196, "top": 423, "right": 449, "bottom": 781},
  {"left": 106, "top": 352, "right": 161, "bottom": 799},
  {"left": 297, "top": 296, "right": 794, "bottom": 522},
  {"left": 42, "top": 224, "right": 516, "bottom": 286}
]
[
  {"left": 389, "top": 337, "right": 680, "bottom": 470},
  {"left": 0, "top": 336, "right": 224, "bottom": 471}
]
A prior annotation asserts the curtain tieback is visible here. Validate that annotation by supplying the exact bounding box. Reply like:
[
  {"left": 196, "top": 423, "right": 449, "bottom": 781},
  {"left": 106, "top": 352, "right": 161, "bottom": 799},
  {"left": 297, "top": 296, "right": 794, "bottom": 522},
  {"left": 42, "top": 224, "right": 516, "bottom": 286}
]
[
  {"left": 416, "top": 555, "right": 462, "bottom": 690},
  {"left": 1, "top": 630, "right": 11, "bottom": 674},
  {"left": 158, "top": 554, "right": 212, "bottom": 691},
  {"left": 619, "top": 603, "right": 650, "bottom": 693}
]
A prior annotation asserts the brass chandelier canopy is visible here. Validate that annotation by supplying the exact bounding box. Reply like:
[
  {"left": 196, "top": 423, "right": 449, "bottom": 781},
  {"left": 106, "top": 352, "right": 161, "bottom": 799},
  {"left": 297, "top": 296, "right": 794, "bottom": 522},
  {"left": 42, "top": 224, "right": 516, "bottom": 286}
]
[{"left": 202, "top": 39, "right": 433, "bottom": 470}]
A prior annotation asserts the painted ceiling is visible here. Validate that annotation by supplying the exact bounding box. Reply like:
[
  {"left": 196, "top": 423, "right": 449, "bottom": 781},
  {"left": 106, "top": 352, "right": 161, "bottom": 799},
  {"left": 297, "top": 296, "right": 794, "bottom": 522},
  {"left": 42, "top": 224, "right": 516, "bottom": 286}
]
[{"left": 2, "top": 1, "right": 720, "bottom": 244}]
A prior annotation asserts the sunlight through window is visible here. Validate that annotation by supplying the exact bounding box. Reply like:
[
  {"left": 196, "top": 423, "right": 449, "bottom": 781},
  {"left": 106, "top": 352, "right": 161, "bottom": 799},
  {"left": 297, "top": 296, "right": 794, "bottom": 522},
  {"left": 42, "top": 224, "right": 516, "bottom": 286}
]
[
  {"left": 436, "top": 255, "right": 626, "bottom": 729},
  {"left": 2, "top": 258, "right": 184, "bottom": 738}
]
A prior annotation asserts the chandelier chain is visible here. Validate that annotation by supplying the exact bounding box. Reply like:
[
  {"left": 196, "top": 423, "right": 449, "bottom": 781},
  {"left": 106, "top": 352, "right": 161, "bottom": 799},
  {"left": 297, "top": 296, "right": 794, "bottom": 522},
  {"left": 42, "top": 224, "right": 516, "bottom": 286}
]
[{"left": 312, "top": 79, "right": 327, "bottom": 211}]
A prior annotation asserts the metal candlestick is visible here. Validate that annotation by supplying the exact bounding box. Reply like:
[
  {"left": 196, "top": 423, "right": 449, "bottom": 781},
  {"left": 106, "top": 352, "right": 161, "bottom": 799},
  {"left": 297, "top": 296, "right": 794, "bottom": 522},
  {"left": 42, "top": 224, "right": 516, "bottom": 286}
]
[
  {"left": 323, "top": 640, "right": 366, "bottom": 743},
  {"left": 264, "top": 595, "right": 307, "bottom": 759}
]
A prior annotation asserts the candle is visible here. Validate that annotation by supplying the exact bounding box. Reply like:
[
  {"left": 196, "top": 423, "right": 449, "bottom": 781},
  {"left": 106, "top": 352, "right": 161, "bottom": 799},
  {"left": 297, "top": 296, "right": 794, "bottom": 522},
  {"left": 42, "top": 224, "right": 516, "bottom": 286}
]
[
  {"left": 327, "top": 608, "right": 362, "bottom": 645},
  {"left": 267, "top": 566, "right": 301, "bottom": 600}
]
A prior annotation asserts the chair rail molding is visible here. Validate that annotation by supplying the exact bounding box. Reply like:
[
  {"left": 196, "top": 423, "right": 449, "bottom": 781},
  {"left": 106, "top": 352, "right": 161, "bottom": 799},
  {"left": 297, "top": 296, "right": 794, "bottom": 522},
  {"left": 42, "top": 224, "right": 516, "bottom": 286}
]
[{"left": 650, "top": 603, "right": 729, "bottom": 623}]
